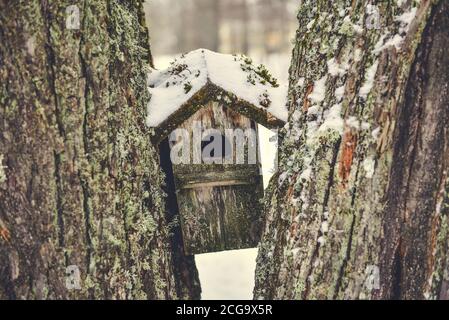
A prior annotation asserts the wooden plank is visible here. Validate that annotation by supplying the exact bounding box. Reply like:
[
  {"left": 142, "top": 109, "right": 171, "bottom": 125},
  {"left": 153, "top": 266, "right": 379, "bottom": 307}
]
[
  {"left": 174, "top": 165, "right": 261, "bottom": 188},
  {"left": 177, "top": 187, "right": 225, "bottom": 255},
  {"left": 173, "top": 101, "right": 265, "bottom": 254},
  {"left": 221, "top": 178, "right": 264, "bottom": 251},
  {"left": 177, "top": 182, "right": 264, "bottom": 255}
]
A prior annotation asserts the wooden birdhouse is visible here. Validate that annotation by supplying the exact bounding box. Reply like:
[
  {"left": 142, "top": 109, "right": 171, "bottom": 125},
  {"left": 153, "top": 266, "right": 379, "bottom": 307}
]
[{"left": 147, "top": 49, "right": 287, "bottom": 255}]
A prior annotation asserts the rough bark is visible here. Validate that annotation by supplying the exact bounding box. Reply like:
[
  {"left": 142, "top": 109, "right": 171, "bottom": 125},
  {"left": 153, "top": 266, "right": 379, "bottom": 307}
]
[
  {"left": 159, "top": 139, "right": 201, "bottom": 300},
  {"left": 255, "top": 0, "right": 448, "bottom": 299},
  {"left": 0, "top": 0, "right": 199, "bottom": 299}
]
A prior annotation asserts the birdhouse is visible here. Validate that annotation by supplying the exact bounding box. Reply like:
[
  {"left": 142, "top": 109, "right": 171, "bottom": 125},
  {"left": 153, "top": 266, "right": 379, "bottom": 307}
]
[{"left": 147, "top": 49, "right": 287, "bottom": 255}]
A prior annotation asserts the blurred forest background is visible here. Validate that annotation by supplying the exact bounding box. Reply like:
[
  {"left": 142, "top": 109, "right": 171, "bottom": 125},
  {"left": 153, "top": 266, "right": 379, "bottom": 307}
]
[
  {"left": 143, "top": 0, "right": 298, "bottom": 299},
  {"left": 144, "top": 0, "right": 297, "bottom": 80}
]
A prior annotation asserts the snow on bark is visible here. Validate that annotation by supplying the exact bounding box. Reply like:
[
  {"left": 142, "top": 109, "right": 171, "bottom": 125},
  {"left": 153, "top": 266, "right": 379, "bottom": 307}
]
[{"left": 255, "top": 0, "right": 449, "bottom": 300}]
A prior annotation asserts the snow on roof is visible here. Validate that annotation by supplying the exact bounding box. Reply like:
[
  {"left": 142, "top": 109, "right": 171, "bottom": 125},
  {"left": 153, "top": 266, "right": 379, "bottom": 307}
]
[{"left": 146, "top": 49, "right": 288, "bottom": 127}]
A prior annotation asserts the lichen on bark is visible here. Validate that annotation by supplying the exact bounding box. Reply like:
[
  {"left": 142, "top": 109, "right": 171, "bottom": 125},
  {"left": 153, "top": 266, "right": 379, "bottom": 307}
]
[
  {"left": 0, "top": 0, "right": 199, "bottom": 300},
  {"left": 255, "top": 0, "right": 449, "bottom": 300}
]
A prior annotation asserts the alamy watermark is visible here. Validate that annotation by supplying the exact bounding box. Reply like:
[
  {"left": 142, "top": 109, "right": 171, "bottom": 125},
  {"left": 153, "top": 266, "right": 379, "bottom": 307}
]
[
  {"left": 66, "top": 5, "right": 80, "bottom": 30},
  {"left": 168, "top": 121, "right": 278, "bottom": 167}
]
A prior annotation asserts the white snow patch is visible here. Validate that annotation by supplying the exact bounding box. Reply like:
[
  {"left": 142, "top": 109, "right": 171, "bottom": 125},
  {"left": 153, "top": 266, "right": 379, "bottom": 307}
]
[
  {"left": 307, "top": 105, "right": 321, "bottom": 115},
  {"left": 291, "top": 248, "right": 300, "bottom": 256},
  {"left": 327, "top": 58, "right": 348, "bottom": 77},
  {"left": 373, "top": 33, "right": 388, "bottom": 53},
  {"left": 278, "top": 171, "right": 288, "bottom": 185},
  {"left": 373, "top": 34, "right": 404, "bottom": 53},
  {"left": 373, "top": 9, "right": 415, "bottom": 54},
  {"left": 306, "top": 120, "right": 320, "bottom": 143},
  {"left": 306, "top": 19, "right": 316, "bottom": 30},
  {"left": 341, "top": 15, "right": 363, "bottom": 35},
  {"left": 363, "top": 157, "right": 375, "bottom": 179},
  {"left": 359, "top": 60, "right": 379, "bottom": 99},
  {"left": 335, "top": 85, "right": 345, "bottom": 101},
  {"left": 386, "top": 35, "right": 404, "bottom": 50},
  {"left": 321, "top": 221, "right": 329, "bottom": 233},
  {"left": 361, "top": 121, "right": 371, "bottom": 130},
  {"left": 290, "top": 197, "right": 300, "bottom": 207},
  {"left": 296, "top": 77, "right": 305, "bottom": 88},
  {"left": 395, "top": 7, "right": 417, "bottom": 34},
  {"left": 372, "top": 126, "right": 381, "bottom": 139},
  {"left": 354, "top": 48, "right": 363, "bottom": 62},
  {"left": 291, "top": 109, "right": 301, "bottom": 122},
  {"left": 309, "top": 75, "right": 327, "bottom": 104},
  {"left": 346, "top": 116, "right": 361, "bottom": 130},
  {"left": 353, "top": 23, "right": 364, "bottom": 35},
  {"left": 318, "top": 104, "right": 344, "bottom": 135},
  {"left": 146, "top": 49, "right": 288, "bottom": 127},
  {"left": 300, "top": 167, "right": 312, "bottom": 181},
  {"left": 299, "top": 154, "right": 314, "bottom": 182}
]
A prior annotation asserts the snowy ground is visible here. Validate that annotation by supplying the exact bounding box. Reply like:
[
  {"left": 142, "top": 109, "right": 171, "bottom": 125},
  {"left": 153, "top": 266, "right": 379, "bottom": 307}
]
[
  {"left": 195, "top": 248, "right": 259, "bottom": 300},
  {"left": 153, "top": 52, "right": 290, "bottom": 300}
]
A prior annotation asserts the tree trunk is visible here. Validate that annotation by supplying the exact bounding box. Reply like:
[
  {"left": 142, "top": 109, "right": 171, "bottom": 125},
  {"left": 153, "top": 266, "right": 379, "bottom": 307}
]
[
  {"left": 0, "top": 0, "right": 200, "bottom": 299},
  {"left": 255, "top": 0, "right": 449, "bottom": 300}
]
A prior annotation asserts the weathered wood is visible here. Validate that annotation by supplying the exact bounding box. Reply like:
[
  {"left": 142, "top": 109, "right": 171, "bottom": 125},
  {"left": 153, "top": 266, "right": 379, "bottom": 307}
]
[
  {"left": 175, "top": 165, "right": 261, "bottom": 188},
  {"left": 172, "top": 102, "right": 264, "bottom": 255},
  {"left": 177, "top": 182, "right": 264, "bottom": 255}
]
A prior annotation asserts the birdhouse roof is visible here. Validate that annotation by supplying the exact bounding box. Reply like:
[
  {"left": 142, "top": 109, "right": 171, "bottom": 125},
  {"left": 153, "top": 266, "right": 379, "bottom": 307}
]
[{"left": 146, "top": 49, "right": 288, "bottom": 143}]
